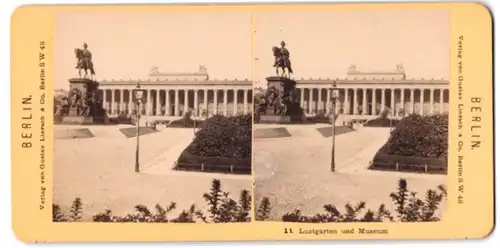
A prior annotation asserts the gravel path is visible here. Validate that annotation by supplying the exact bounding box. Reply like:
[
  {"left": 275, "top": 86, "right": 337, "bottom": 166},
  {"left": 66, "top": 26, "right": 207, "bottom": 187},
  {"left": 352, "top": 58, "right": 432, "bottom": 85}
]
[
  {"left": 54, "top": 126, "right": 250, "bottom": 221},
  {"left": 253, "top": 126, "right": 447, "bottom": 221}
]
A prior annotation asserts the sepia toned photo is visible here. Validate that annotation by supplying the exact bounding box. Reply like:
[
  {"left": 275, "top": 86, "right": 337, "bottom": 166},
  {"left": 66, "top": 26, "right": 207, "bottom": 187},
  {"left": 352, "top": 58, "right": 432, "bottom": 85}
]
[
  {"left": 10, "top": 2, "right": 495, "bottom": 242},
  {"left": 253, "top": 10, "right": 450, "bottom": 222},
  {"left": 52, "top": 11, "right": 253, "bottom": 223}
]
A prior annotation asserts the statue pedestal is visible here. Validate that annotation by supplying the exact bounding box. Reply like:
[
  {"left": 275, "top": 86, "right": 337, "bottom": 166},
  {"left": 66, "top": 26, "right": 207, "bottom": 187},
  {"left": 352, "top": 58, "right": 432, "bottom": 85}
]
[
  {"left": 61, "top": 116, "right": 95, "bottom": 125},
  {"left": 257, "top": 76, "right": 304, "bottom": 124},
  {"left": 60, "top": 78, "right": 106, "bottom": 125},
  {"left": 259, "top": 115, "right": 291, "bottom": 124}
]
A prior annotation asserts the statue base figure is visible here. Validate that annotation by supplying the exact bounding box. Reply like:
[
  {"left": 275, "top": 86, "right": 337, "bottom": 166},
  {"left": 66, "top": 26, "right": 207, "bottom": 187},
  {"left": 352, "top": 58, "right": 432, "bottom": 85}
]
[
  {"left": 60, "top": 78, "right": 108, "bottom": 125},
  {"left": 256, "top": 76, "right": 304, "bottom": 124}
]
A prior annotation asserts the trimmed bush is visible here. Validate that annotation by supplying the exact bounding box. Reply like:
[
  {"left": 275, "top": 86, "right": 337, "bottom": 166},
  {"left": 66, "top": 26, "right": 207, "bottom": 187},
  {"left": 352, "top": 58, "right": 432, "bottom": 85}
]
[
  {"left": 364, "top": 118, "right": 400, "bottom": 127},
  {"left": 379, "top": 114, "right": 448, "bottom": 158},
  {"left": 176, "top": 114, "right": 252, "bottom": 173},
  {"left": 168, "top": 111, "right": 203, "bottom": 128},
  {"left": 169, "top": 118, "right": 202, "bottom": 128},
  {"left": 371, "top": 114, "right": 448, "bottom": 173},
  {"left": 187, "top": 114, "right": 252, "bottom": 158}
]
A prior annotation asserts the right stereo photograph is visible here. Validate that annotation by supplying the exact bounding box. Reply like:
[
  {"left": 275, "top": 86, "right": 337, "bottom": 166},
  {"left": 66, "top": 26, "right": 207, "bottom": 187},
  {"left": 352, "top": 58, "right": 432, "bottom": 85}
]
[{"left": 252, "top": 9, "right": 450, "bottom": 223}]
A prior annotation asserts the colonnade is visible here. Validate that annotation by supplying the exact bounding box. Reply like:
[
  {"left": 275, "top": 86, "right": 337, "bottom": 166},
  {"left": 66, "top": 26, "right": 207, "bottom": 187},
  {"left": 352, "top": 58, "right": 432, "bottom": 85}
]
[
  {"left": 297, "top": 87, "right": 449, "bottom": 116},
  {"left": 99, "top": 88, "right": 253, "bottom": 117}
]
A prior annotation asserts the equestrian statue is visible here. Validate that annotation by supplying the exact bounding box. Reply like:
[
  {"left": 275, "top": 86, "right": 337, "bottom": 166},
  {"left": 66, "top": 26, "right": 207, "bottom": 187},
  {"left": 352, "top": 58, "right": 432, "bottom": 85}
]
[
  {"left": 272, "top": 41, "right": 293, "bottom": 78},
  {"left": 74, "top": 42, "right": 96, "bottom": 79}
]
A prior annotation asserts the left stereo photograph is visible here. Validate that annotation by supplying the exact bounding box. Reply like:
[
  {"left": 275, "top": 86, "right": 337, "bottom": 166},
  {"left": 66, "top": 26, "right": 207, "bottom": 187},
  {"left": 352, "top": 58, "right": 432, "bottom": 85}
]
[{"left": 52, "top": 10, "right": 254, "bottom": 223}]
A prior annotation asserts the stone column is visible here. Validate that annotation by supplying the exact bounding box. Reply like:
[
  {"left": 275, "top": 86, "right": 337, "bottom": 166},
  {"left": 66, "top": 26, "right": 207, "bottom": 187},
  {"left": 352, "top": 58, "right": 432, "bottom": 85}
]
[
  {"left": 420, "top": 89, "right": 425, "bottom": 115},
  {"left": 318, "top": 88, "right": 323, "bottom": 113},
  {"left": 204, "top": 90, "right": 208, "bottom": 116},
  {"left": 400, "top": 89, "right": 405, "bottom": 115},
  {"left": 326, "top": 88, "right": 331, "bottom": 114},
  {"left": 118, "top": 90, "right": 124, "bottom": 114},
  {"left": 183, "top": 89, "right": 189, "bottom": 115},
  {"left": 213, "top": 89, "right": 218, "bottom": 115},
  {"left": 371, "top": 89, "right": 376, "bottom": 115},
  {"left": 233, "top": 89, "right": 238, "bottom": 116},
  {"left": 300, "top": 88, "right": 305, "bottom": 110},
  {"left": 165, "top": 90, "right": 171, "bottom": 116},
  {"left": 223, "top": 89, "right": 228, "bottom": 116},
  {"left": 410, "top": 89, "right": 415, "bottom": 114},
  {"left": 381, "top": 89, "right": 386, "bottom": 114},
  {"left": 429, "top": 89, "right": 434, "bottom": 115},
  {"left": 343, "top": 88, "right": 349, "bottom": 114},
  {"left": 174, "top": 89, "right": 180, "bottom": 116},
  {"left": 102, "top": 89, "right": 107, "bottom": 109},
  {"left": 308, "top": 88, "right": 313, "bottom": 115},
  {"left": 194, "top": 90, "right": 199, "bottom": 116},
  {"left": 139, "top": 90, "right": 144, "bottom": 115},
  {"left": 362, "top": 88, "right": 367, "bottom": 115},
  {"left": 243, "top": 89, "right": 248, "bottom": 114},
  {"left": 390, "top": 89, "right": 395, "bottom": 116},
  {"left": 111, "top": 90, "right": 116, "bottom": 115},
  {"left": 148, "top": 90, "right": 154, "bottom": 115},
  {"left": 155, "top": 90, "right": 161, "bottom": 116},
  {"left": 440, "top": 89, "right": 444, "bottom": 114},
  {"left": 353, "top": 89, "right": 359, "bottom": 115},
  {"left": 128, "top": 90, "right": 133, "bottom": 115}
]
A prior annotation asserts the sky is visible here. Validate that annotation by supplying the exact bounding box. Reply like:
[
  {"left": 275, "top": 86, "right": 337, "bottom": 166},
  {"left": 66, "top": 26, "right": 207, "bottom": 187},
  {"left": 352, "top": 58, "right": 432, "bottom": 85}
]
[
  {"left": 54, "top": 10, "right": 253, "bottom": 89},
  {"left": 253, "top": 9, "right": 449, "bottom": 87},
  {"left": 54, "top": 9, "right": 449, "bottom": 90}
]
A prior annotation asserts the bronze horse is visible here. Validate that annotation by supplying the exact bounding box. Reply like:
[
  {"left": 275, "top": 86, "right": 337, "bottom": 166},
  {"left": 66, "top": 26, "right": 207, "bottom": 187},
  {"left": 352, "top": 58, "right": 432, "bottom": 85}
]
[
  {"left": 272, "top": 46, "right": 293, "bottom": 78},
  {"left": 74, "top": 48, "right": 96, "bottom": 79}
]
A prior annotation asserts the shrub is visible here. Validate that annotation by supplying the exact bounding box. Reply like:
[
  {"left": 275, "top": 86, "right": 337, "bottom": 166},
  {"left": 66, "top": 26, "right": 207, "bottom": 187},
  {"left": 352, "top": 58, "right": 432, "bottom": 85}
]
[
  {"left": 69, "top": 197, "right": 83, "bottom": 221},
  {"left": 186, "top": 114, "right": 252, "bottom": 159},
  {"left": 364, "top": 118, "right": 400, "bottom": 127},
  {"left": 168, "top": 110, "right": 202, "bottom": 128},
  {"left": 197, "top": 179, "right": 252, "bottom": 223},
  {"left": 256, "top": 197, "right": 271, "bottom": 221},
  {"left": 52, "top": 204, "right": 67, "bottom": 222},
  {"left": 378, "top": 114, "right": 448, "bottom": 158},
  {"left": 265, "top": 179, "right": 446, "bottom": 223},
  {"left": 53, "top": 179, "right": 251, "bottom": 223}
]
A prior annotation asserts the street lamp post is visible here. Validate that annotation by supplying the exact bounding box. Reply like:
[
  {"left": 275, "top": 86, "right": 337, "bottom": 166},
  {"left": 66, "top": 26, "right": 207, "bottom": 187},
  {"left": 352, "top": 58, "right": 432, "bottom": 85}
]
[
  {"left": 331, "top": 81, "right": 339, "bottom": 172},
  {"left": 133, "top": 83, "right": 144, "bottom": 173}
]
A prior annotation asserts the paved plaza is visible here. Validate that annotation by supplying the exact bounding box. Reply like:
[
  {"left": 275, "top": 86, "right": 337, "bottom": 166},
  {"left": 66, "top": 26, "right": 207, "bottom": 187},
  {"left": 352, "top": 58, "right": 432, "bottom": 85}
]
[
  {"left": 53, "top": 125, "right": 250, "bottom": 221},
  {"left": 254, "top": 124, "right": 447, "bottom": 220}
]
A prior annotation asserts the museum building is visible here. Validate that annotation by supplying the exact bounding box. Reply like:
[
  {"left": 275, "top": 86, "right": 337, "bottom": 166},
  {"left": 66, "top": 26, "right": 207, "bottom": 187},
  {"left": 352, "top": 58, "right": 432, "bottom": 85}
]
[
  {"left": 97, "top": 66, "right": 253, "bottom": 119},
  {"left": 294, "top": 65, "right": 450, "bottom": 119}
]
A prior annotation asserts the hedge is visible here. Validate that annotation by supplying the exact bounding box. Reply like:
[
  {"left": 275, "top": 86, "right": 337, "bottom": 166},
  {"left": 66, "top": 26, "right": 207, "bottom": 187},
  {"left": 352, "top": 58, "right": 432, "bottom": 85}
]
[
  {"left": 371, "top": 114, "right": 448, "bottom": 174},
  {"left": 176, "top": 114, "right": 252, "bottom": 174},
  {"left": 168, "top": 118, "right": 202, "bottom": 128},
  {"left": 364, "top": 118, "right": 400, "bottom": 127},
  {"left": 186, "top": 114, "right": 252, "bottom": 158},
  {"left": 378, "top": 114, "right": 448, "bottom": 158}
]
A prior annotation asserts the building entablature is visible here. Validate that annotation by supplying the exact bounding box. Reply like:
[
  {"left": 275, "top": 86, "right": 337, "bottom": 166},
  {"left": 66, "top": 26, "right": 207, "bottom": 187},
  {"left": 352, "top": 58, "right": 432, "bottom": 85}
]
[
  {"left": 98, "top": 79, "right": 252, "bottom": 90},
  {"left": 295, "top": 79, "right": 449, "bottom": 89}
]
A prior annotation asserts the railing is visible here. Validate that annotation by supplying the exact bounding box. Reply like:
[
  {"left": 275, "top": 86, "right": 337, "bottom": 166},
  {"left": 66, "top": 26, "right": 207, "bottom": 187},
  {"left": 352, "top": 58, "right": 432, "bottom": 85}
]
[
  {"left": 173, "top": 161, "right": 251, "bottom": 175},
  {"left": 369, "top": 160, "right": 447, "bottom": 175}
]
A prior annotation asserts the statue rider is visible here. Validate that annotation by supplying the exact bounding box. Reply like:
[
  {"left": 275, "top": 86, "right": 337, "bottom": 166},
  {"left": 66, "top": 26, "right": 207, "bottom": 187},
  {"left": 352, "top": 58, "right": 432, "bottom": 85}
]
[
  {"left": 279, "top": 41, "right": 289, "bottom": 63},
  {"left": 82, "top": 42, "right": 92, "bottom": 65}
]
